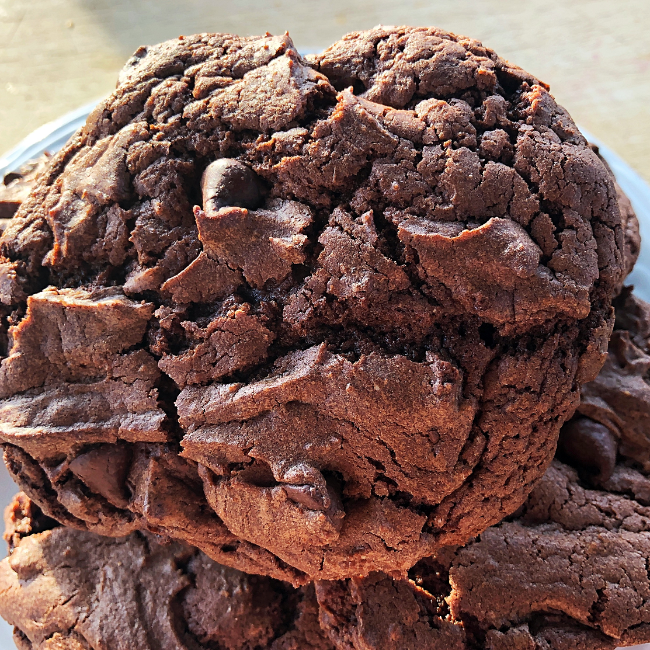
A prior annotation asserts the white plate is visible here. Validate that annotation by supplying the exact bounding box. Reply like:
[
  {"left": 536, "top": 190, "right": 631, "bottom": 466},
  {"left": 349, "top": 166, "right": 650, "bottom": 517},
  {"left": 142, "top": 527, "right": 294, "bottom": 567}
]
[{"left": 0, "top": 107, "right": 649, "bottom": 650}]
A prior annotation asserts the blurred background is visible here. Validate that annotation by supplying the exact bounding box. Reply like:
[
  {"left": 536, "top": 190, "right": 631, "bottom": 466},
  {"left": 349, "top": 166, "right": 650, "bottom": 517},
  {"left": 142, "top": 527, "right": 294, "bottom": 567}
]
[{"left": 0, "top": 1, "right": 649, "bottom": 647}]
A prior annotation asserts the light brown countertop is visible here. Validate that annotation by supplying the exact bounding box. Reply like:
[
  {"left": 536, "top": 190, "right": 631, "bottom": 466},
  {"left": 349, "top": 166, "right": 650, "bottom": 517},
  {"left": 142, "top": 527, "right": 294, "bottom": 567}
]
[{"left": 1, "top": 0, "right": 649, "bottom": 183}]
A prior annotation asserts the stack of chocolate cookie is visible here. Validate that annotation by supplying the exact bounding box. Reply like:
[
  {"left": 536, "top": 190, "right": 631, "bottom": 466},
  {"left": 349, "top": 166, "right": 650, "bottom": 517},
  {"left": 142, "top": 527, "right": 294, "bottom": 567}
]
[{"left": 0, "top": 26, "right": 647, "bottom": 650}]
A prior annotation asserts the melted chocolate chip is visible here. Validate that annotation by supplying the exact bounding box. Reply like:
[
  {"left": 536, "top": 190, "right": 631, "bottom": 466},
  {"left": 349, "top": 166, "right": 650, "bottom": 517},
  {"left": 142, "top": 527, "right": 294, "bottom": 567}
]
[
  {"left": 558, "top": 417, "right": 618, "bottom": 481},
  {"left": 69, "top": 444, "right": 133, "bottom": 508},
  {"left": 283, "top": 484, "right": 331, "bottom": 511},
  {"left": 3, "top": 172, "right": 23, "bottom": 185},
  {"left": 201, "top": 159, "right": 264, "bottom": 212}
]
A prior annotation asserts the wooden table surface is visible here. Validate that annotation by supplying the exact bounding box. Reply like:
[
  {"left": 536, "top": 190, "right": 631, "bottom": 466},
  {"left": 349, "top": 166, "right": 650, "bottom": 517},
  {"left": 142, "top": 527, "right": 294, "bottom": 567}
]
[{"left": 0, "top": 0, "right": 649, "bottom": 183}]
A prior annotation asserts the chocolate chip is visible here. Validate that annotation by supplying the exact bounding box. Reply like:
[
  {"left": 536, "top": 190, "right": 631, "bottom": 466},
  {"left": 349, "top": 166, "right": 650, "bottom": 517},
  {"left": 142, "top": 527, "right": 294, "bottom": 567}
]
[
  {"left": 201, "top": 159, "right": 264, "bottom": 212},
  {"left": 558, "top": 417, "right": 618, "bottom": 481},
  {"left": 283, "top": 484, "right": 331, "bottom": 511},
  {"left": 3, "top": 172, "right": 22, "bottom": 186},
  {"left": 69, "top": 444, "right": 133, "bottom": 508}
]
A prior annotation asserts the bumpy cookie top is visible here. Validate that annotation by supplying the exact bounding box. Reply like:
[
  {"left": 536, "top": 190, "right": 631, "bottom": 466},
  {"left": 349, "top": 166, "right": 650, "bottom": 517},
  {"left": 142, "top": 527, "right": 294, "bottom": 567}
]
[
  {"left": 591, "top": 144, "right": 640, "bottom": 292},
  {"left": 0, "top": 26, "right": 625, "bottom": 581}
]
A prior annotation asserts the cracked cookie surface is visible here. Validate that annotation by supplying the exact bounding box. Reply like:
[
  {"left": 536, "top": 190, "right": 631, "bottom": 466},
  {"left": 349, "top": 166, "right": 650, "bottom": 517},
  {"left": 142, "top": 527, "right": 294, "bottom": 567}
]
[
  {"left": 0, "top": 26, "right": 627, "bottom": 580},
  {"left": 316, "top": 291, "right": 650, "bottom": 650},
  {"left": 4, "top": 292, "right": 650, "bottom": 650}
]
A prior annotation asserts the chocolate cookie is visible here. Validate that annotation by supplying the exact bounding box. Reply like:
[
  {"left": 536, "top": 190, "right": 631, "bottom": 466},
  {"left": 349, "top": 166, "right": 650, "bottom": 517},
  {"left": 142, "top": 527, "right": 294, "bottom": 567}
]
[
  {"left": 0, "top": 26, "right": 626, "bottom": 581},
  {"left": 618, "top": 182, "right": 641, "bottom": 280},
  {"left": 0, "top": 493, "right": 334, "bottom": 650}
]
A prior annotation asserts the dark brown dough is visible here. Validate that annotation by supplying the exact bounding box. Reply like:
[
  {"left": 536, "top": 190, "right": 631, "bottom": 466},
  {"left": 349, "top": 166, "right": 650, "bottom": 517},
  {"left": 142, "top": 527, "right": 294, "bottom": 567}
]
[
  {"left": 315, "top": 294, "right": 650, "bottom": 650},
  {"left": 619, "top": 182, "right": 641, "bottom": 279},
  {"left": 590, "top": 143, "right": 640, "bottom": 289},
  {"left": 0, "top": 26, "right": 627, "bottom": 581},
  {"left": 6, "top": 452, "right": 650, "bottom": 650},
  {"left": 0, "top": 494, "right": 334, "bottom": 650},
  {"left": 316, "top": 454, "right": 650, "bottom": 650},
  {"left": 577, "top": 288, "right": 650, "bottom": 468}
]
